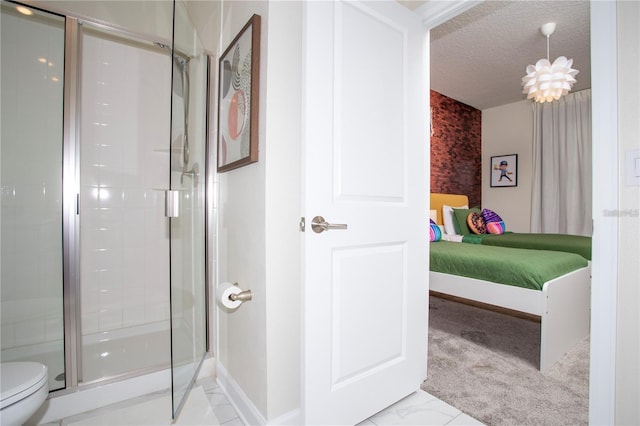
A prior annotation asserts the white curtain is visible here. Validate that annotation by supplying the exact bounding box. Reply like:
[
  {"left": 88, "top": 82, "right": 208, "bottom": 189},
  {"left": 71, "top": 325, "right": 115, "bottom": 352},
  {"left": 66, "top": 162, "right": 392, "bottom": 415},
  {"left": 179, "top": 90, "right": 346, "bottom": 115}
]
[{"left": 530, "top": 89, "right": 592, "bottom": 236}]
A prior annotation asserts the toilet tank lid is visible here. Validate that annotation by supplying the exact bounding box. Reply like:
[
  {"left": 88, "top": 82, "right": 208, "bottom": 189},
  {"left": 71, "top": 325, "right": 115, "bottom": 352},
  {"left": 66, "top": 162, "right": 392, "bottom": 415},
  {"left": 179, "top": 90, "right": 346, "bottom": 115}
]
[{"left": 1, "top": 362, "right": 48, "bottom": 404}]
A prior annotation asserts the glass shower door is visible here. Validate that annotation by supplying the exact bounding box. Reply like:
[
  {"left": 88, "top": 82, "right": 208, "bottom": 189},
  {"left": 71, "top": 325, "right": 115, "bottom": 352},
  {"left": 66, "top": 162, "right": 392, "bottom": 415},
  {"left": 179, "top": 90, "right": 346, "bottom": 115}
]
[
  {"left": 0, "top": 1, "right": 66, "bottom": 391},
  {"left": 169, "top": 0, "right": 208, "bottom": 417},
  {"left": 78, "top": 23, "right": 173, "bottom": 385}
]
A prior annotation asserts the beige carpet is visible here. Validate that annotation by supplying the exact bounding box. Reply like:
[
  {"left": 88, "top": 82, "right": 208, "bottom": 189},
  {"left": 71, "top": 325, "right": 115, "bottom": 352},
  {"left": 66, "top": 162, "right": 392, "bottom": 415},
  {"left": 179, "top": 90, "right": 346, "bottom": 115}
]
[{"left": 422, "top": 295, "right": 589, "bottom": 426}]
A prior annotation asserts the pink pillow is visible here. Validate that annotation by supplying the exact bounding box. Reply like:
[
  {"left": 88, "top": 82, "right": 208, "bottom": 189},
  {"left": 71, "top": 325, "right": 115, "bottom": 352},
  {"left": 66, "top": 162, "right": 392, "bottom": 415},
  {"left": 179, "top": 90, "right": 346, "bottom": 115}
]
[{"left": 481, "top": 209, "right": 506, "bottom": 234}]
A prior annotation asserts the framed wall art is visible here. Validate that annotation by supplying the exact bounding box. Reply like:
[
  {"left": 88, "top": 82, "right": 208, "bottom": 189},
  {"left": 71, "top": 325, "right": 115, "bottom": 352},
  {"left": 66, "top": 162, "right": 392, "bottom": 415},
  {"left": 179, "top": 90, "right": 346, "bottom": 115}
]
[
  {"left": 490, "top": 154, "right": 518, "bottom": 187},
  {"left": 217, "top": 14, "right": 261, "bottom": 172}
]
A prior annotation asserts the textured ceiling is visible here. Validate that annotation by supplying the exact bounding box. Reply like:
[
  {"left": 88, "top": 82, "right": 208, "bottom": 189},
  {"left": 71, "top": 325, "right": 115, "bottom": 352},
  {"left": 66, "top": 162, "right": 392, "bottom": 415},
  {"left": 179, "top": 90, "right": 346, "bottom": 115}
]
[{"left": 410, "top": 1, "right": 591, "bottom": 110}]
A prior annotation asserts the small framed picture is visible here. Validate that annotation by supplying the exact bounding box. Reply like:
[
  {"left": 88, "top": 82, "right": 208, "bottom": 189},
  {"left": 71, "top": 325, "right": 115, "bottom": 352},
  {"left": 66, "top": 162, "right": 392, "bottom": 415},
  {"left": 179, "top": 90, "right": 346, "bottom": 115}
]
[
  {"left": 217, "top": 14, "right": 261, "bottom": 173},
  {"left": 490, "top": 154, "right": 517, "bottom": 187}
]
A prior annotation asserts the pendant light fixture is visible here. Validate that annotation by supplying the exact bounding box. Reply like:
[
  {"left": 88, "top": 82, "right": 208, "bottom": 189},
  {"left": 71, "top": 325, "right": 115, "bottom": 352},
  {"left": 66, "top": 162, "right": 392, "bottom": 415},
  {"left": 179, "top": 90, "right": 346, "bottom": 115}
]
[{"left": 521, "top": 23, "right": 579, "bottom": 103}]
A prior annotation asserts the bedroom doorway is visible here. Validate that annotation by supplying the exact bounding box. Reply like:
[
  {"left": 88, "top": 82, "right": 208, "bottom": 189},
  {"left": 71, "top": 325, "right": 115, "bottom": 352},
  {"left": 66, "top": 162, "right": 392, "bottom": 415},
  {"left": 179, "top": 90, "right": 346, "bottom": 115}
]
[{"left": 423, "top": 1, "right": 615, "bottom": 423}]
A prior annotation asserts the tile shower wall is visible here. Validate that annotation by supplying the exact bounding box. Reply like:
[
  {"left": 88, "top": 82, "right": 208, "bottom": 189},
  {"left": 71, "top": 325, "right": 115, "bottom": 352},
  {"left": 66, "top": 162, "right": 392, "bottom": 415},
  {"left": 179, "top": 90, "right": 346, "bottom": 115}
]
[
  {"left": 80, "top": 31, "right": 172, "bottom": 335},
  {"left": 0, "top": 8, "right": 65, "bottom": 351},
  {"left": 430, "top": 90, "right": 482, "bottom": 208}
]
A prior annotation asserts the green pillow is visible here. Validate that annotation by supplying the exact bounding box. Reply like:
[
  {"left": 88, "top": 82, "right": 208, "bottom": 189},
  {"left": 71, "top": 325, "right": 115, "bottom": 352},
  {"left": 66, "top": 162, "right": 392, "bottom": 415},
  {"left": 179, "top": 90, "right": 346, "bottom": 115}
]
[{"left": 453, "top": 206, "right": 481, "bottom": 235}]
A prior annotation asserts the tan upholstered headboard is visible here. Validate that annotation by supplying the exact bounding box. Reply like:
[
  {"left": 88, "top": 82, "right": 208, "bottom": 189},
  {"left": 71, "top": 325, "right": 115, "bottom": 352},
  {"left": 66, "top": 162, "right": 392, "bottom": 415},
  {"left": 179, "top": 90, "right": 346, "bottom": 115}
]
[{"left": 430, "top": 193, "right": 469, "bottom": 225}]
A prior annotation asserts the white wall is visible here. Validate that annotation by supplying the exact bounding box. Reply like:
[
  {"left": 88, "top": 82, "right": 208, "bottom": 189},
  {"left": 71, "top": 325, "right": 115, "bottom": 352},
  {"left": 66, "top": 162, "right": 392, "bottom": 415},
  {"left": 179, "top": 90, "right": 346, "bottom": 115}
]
[
  {"left": 214, "top": 1, "right": 302, "bottom": 422},
  {"left": 263, "top": 1, "right": 302, "bottom": 420},
  {"left": 481, "top": 100, "right": 534, "bottom": 232},
  {"left": 615, "top": 1, "right": 640, "bottom": 423},
  {"left": 185, "top": 1, "right": 222, "bottom": 55},
  {"left": 216, "top": 0, "right": 269, "bottom": 416}
]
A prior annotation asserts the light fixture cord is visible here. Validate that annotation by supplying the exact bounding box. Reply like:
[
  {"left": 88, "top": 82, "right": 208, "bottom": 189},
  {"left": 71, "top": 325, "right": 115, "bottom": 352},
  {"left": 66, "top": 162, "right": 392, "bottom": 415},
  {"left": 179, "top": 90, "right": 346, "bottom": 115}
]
[{"left": 546, "top": 34, "right": 550, "bottom": 60}]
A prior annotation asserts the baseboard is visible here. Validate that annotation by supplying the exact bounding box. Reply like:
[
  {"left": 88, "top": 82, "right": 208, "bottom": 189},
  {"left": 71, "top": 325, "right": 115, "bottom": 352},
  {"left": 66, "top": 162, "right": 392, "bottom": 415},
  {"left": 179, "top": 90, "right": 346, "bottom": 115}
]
[
  {"left": 216, "top": 361, "right": 266, "bottom": 425},
  {"left": 215, "top": 361, "right": 302, "bottom": 426},
  {"left": 269, "top": 407, "right": 303, "bottom": 425}
]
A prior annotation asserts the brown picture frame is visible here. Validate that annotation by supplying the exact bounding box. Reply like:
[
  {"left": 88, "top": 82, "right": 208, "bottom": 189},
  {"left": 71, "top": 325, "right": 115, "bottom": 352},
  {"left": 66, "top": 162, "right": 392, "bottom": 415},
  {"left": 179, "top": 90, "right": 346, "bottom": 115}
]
[{"left": 217, "top": 14, "right": 261, "bottom": 172}]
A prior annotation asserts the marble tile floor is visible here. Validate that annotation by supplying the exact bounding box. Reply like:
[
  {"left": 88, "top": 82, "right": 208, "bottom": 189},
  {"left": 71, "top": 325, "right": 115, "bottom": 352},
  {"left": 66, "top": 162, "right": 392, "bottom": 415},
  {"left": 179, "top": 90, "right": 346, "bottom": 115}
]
[
  {"left": 40, "top": 377, "right": 483, "bottom": 426},
  {"left": 359, "top": 390, "right": 484, "bottom": 426},
  {"left": 62, "top": 385, "right": 218, "bottom": 425}
]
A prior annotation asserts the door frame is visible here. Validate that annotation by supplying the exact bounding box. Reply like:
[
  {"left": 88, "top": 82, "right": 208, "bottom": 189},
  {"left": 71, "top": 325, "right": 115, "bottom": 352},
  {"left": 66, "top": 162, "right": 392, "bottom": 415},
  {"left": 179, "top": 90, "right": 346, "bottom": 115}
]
[{"left": 417, "top": 1, "right": 617, "bottom": 424}]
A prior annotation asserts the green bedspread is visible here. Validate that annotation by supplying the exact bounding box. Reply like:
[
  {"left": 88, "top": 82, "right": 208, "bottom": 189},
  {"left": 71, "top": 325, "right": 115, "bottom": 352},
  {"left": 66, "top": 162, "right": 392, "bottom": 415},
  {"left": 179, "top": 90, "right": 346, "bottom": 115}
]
[
  {"left": 462, "top": 232, "right": 592, "bottom": 260},
  {"left": 430, "top": 241, "right": 589, "bottom": 291}
]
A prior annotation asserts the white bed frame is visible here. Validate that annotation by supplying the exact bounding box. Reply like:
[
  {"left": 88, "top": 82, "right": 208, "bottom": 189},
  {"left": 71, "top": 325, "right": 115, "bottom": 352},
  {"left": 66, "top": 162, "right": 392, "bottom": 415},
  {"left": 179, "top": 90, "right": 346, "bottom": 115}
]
[{"left": 430, "top": 266, "right": 591, "bottom": 371}]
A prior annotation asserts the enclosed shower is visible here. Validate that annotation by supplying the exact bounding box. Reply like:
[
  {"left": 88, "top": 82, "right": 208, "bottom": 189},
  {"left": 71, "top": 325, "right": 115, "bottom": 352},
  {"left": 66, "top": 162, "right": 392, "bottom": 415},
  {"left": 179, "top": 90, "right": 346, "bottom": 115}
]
[{"left": 0, "top": 0, "right": 209, "bottom": 418}]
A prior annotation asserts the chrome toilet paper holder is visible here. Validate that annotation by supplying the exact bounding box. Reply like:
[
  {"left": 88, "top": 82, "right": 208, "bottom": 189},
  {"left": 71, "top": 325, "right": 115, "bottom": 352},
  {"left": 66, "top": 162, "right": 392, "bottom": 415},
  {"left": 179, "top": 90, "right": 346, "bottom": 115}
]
[{"left": 229, "top": 283, "right": 252, "bottom": 303}]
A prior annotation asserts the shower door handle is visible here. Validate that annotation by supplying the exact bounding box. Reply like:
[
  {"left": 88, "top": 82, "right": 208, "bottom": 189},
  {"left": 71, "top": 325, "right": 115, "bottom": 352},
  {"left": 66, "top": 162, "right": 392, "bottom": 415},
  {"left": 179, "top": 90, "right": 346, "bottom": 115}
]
[{"left": 165, "top": 190, "right": 180, "bottom": 218}]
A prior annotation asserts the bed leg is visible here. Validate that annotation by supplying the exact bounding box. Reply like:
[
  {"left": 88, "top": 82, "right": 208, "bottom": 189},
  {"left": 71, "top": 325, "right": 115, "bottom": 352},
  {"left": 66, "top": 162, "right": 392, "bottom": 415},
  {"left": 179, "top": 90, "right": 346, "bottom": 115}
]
[{"left": 540, "top": 267, "right": 591, "bottom": 371}]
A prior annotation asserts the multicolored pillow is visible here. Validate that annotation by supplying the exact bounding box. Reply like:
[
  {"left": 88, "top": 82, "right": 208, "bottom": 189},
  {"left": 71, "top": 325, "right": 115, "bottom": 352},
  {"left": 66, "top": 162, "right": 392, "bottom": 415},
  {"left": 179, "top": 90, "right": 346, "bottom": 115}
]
[
  {"left": 466, "top": 211, "right": 487, "bottom": 234},
  {"left": 429, "top": 219, "right": 442, "bottom": 242},
  {"left": 482, "top": 208, "right": 506, "bottom": 234}
]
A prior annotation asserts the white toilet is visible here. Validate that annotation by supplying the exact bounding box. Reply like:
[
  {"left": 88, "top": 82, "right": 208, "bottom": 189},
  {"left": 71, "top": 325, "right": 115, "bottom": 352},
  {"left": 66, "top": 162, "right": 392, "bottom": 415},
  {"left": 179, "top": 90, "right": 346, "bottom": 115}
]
[{"left": 1, "top": 362, "right": 49, "bottom": 426}]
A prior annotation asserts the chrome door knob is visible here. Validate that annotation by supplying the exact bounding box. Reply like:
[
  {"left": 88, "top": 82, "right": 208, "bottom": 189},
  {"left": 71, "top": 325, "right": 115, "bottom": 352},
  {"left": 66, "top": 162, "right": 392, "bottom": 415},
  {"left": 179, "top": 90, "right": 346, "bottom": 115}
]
[{"left": 311, "top": 216, "right": 348, "bottom": 233}]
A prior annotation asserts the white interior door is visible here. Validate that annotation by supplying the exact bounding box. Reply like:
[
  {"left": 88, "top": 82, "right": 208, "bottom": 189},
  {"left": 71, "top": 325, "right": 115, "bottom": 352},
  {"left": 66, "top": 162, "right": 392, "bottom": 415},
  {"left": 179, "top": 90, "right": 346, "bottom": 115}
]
[{"left": 302, "top": 1, "right": 428, "bottom": 424}]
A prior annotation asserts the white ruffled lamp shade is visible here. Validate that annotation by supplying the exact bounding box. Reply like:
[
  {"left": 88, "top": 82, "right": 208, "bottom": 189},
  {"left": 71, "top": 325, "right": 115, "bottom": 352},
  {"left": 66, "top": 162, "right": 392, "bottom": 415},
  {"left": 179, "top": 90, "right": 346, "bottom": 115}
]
[
  {"left": 521, "top": 23, "right": 579, "bottom": 103},
  {"left": 522, "top": 56, "right": 579, "bottom": 103}
]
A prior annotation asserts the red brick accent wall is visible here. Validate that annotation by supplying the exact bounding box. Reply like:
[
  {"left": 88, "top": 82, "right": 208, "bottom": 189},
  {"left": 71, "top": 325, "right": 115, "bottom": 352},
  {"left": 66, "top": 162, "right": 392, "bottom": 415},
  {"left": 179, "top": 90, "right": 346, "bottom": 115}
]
[{"left": 430, "top": 90, "right": 482, "bottom": 208}]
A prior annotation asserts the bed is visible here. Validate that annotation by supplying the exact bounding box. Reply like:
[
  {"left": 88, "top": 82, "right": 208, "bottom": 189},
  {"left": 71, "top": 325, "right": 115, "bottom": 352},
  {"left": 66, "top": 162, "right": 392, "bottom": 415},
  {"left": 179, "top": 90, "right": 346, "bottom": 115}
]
[
  {"left": 430, "top": 193, "right": 592, "bottom": 261},
  {"left": 462, "top": 232, "right": 592, "bottom": 261},
  {"left": 428, "top": 194, "right": 592, "bottom": 371}
]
